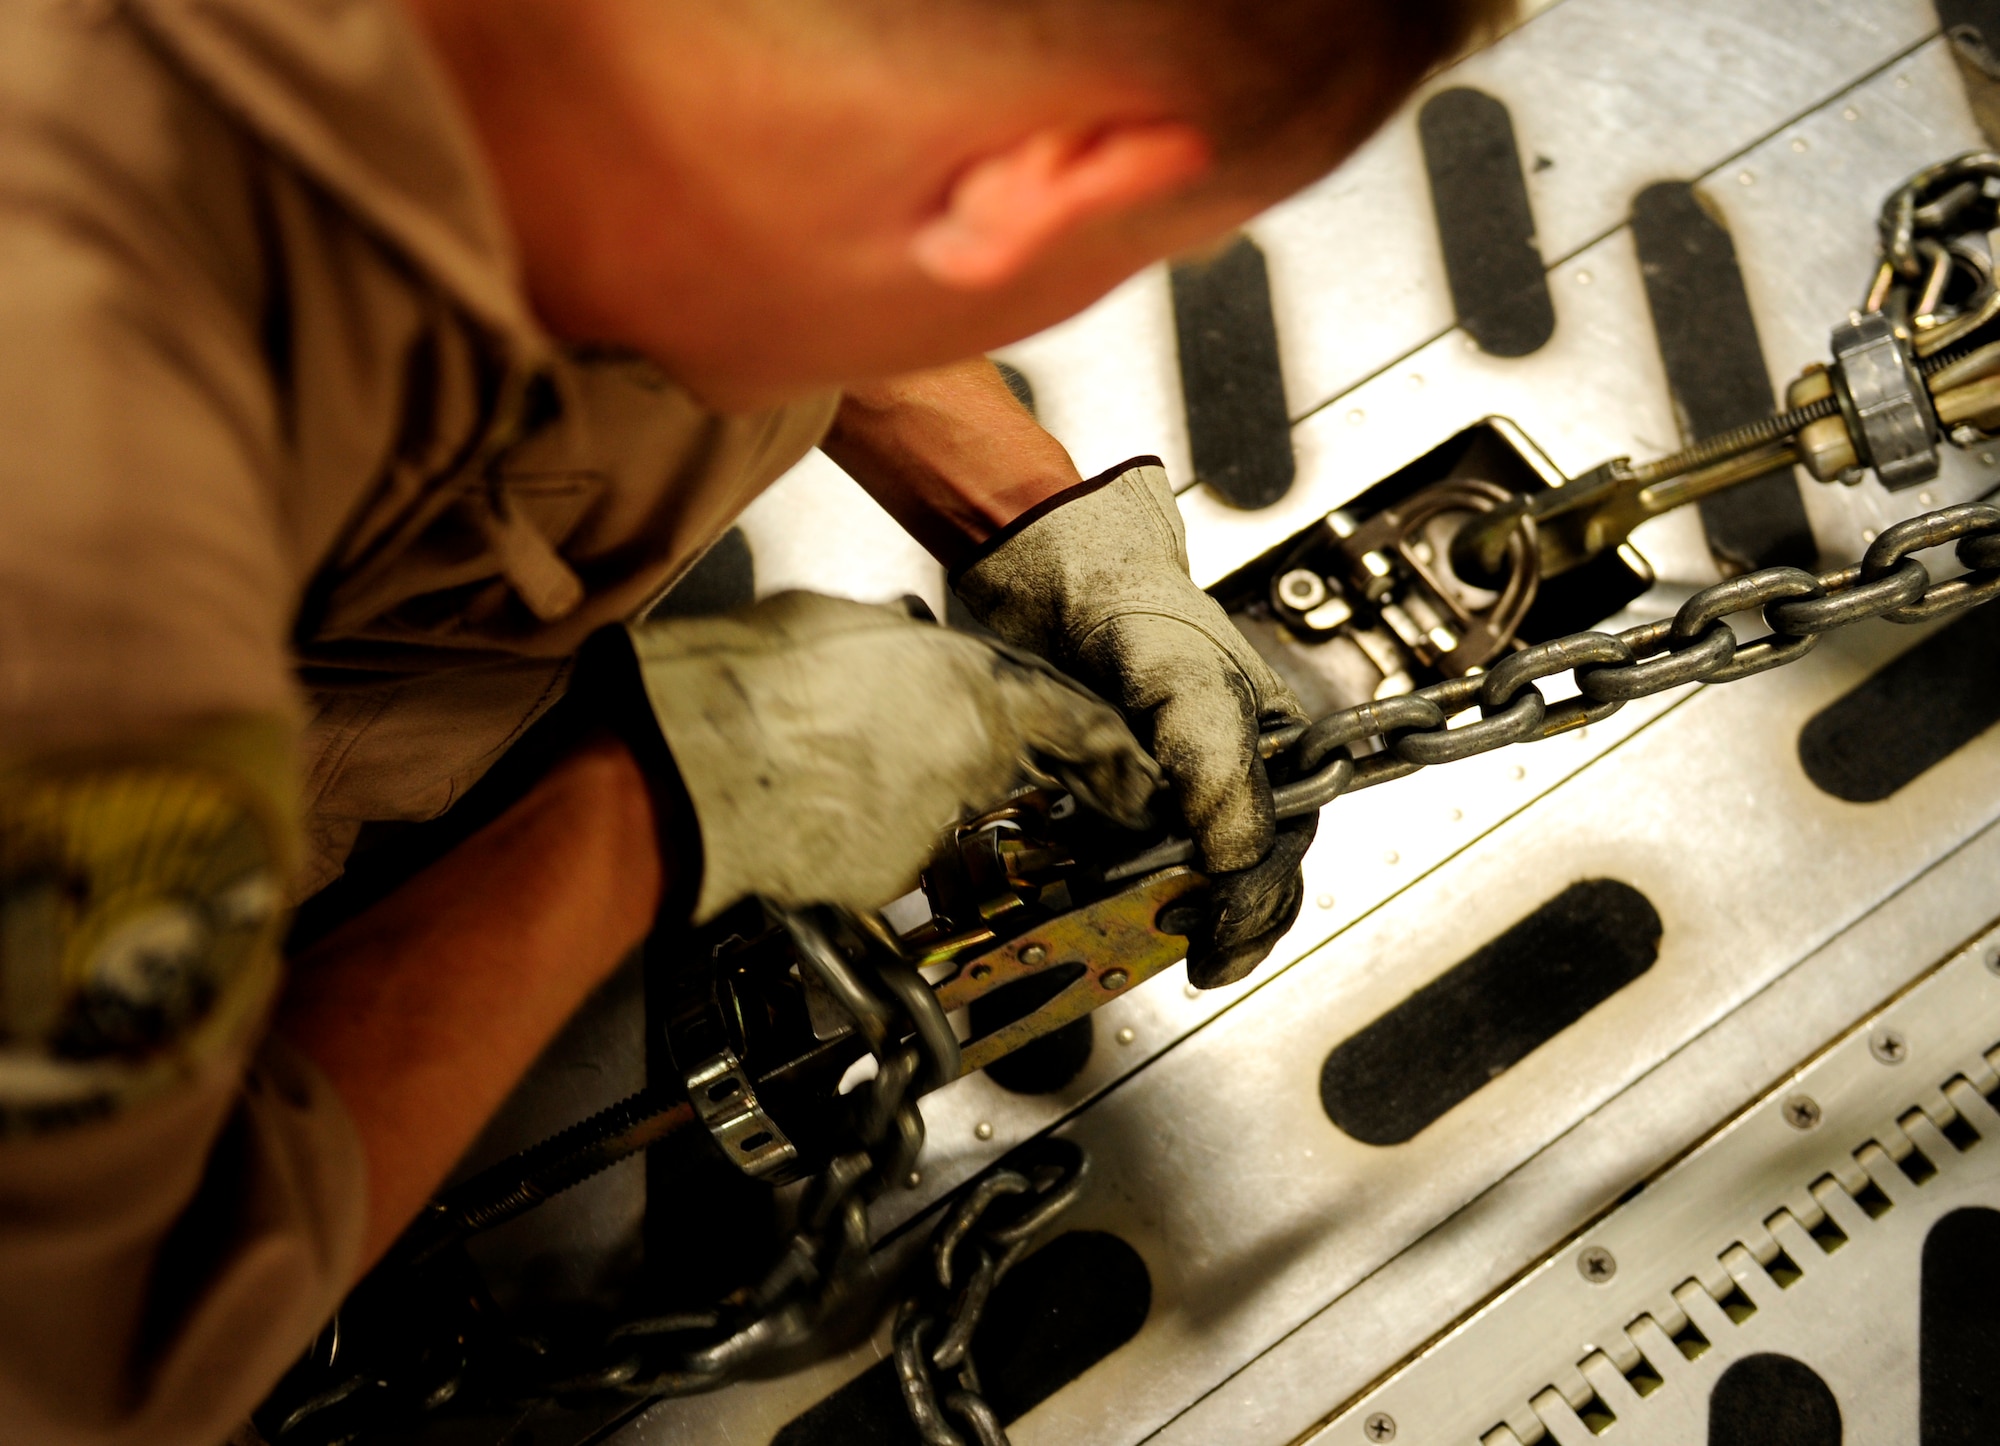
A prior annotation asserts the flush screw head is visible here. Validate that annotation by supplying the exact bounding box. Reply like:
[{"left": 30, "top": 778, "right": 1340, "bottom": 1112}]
[
  {"left": 1102, "top": 969, "right": 1131, "bottom": 992},
  {"left": 1784, "top": 1095, "right": 1823, "bottom": 1131},
  {"left": 1363, "top": 1413, "right": 1397, "bottom": 1442},
  {"left": 1578, "top": 1246, "right": 1618, "bottom": 1284},
  {"left": 1870, "top": 1028, "right": 1909, "bottom": 1065}
]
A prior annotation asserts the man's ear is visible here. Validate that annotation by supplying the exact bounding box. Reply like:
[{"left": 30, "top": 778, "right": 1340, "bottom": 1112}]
[{"left": 912, "top": 121, "right": 1214, "bottom": 290}]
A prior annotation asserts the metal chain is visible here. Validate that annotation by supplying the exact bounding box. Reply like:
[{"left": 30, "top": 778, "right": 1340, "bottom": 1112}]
[
  {"left": 1872, "top": 152, "right": 2000, "bottom": 355},
  {"left": 1879, "top": 151, "right": 2000, "bottom": 283},
  {"left": 264, "top": 907, "right": 962, "bottom": 1442},
  {"left": 533, "top": 906, "right": 957, "bottom": 1399},
  {"left": 879, "top": 502, "right": 2000, "bottom": 1443},
  {"left": 893, "top": 1144, "right": 1090, "bottom": 1446},
  {"left": 1268, "top": 502, "right": 2000, "bottom": 819},
  {"left": 269, "top": 497, "right": 2000, "bottom": 1441}
]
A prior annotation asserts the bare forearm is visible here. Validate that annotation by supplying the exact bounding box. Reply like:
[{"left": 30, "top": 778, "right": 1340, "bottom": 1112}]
[
  {"left": 823, "top": 358, "right": 1082, "bottom": 569},
  {"left": 276, "top": 735, "right": 669, "bottom": 1269}
]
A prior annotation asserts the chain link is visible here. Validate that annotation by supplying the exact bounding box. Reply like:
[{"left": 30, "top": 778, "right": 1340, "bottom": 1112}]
[
  {"left": 894, "top": 1143, "right": 1089, "bottom": 1446},
  {"left": 1271, "top": 502, "right": 2000, "bottom": 819},
  {"left": 264, "top": 907, "right": 963, "bottom": 1442},
  {"left": 536, "top": 907, "right": 954, "bottom": 1399}
]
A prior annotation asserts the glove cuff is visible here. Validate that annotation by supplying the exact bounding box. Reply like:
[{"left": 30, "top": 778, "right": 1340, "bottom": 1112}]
[
  {"left": 573, "top": 626, "right": 708, "bottom": 924},
  {"left": 949, "top": 455, "right": 1166, "bottom": 587}
]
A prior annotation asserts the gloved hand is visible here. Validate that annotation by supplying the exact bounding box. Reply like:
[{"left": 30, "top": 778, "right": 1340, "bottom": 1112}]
[
  {"left": 587, "top": 591, "right": 1161, "bottom": 923},
  {"left": 954, "top": 459, "right": 1316, "bottom": 989}
]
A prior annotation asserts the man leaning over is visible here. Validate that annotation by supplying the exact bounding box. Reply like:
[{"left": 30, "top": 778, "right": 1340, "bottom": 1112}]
[{"left": 0, "top": 0, "right": 1510, "bottom": 1440}]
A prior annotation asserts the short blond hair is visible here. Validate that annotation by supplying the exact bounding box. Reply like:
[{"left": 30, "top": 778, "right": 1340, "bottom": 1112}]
[
  {"left": 1207, "top": 0, "right": 1520, "bottom": 145},
  {"left": 939, "top": 0, "right": 1520, "bottom": 152}
]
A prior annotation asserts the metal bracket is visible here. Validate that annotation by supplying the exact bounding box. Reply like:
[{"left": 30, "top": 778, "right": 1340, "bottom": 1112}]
[
  {"left": 932, "top": 868, "right": 1207, "bottom": 1077},
  {"left": 683, "top": 1049, "right": 801, "bottom": 1180}
]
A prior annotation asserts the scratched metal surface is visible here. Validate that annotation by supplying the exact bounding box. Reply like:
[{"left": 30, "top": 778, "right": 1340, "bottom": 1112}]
[{"left": 453, "top": 2, "right": 2000, "bottom": 1442}]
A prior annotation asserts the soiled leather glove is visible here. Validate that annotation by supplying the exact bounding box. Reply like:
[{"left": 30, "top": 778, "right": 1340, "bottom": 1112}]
[
  {"left": 588, "top": 591, "right": 1161, "bottom": 923},
  {"left": 954, "top": 459, "right": 1316, "bottom": 989}
]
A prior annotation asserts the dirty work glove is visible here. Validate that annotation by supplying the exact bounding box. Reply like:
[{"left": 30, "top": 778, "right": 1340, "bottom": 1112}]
[
  {"left": 588, "top": 592, "right": 1160, "bottom": 923},
  {"left": 954, "top": 459, "right": 1316, "bottom": 989}
]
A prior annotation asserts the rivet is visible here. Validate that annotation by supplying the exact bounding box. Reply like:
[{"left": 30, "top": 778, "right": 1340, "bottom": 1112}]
[
  {"left": 1348, "top": 409, "right": 1367, "bottom": 427},
  {"left": 1279, "top": 569, "right": 1330, "bottom": 612},
  {"left": 1843, "top": 106, "right": 1860, "bottom": 121},
  {"left": 1384, "top": 851, "right": 1401, "bottom": 866},
  {"left": 1577, "top": 1246, "right": 1618, "bottom": 1284},
  {"left": 1784, "top": 1094, "right": 1823, "bottom": 1131},
  {"left": 1020, "top": 945, "right": 1048, "bottom": 967},
  {"left": 1738, "top": 170, "right": 1755, "bottom": 186},
  {"left": 906, "top": 1171, "right": 923, "bottom": 1190},
  {"left": 1116, "top": 1027, "right": 1137, "bottom": 1046},
  {"left": 1791, "top": 136, "right": 1810, "bottom": 152},
  {"left": 1102, "top": 969, "right": 1131, "bottom": 992},
  {"left": 1871, "top": 1028, "right": 1909, "bottom": 1065},
  {"left": 1185, "top": 982, "right": 1204, "bottom": 999},
  {"left": 1318, "top": 893, "right": 1337, "bottom": 910},
  {"left": 974, "top": 1122, "right": 994, "bottom": 1141},
  {"left": 1510, "top": 765, "right": 1527, "bottom": 781},
  {"left": 1576, "top": 269, "right": 1594, "bottom": 286}
]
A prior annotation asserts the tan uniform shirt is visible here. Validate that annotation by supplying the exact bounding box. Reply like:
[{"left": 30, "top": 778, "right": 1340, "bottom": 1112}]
[{"left": 0, "top": 0, "right": 837, "bottom": 1439}]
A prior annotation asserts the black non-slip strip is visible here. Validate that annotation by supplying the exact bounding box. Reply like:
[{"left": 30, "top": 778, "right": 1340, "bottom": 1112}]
[
  {"left": 971, "top": 966, "right": 1095, "bottom": 1097},
  {"left": 1798, "top": 600, "right": 2000, "bottom": 803},
  {"left": 645, "top": 525, "right": 755, "bottom": 620},
  {"left": 1418, "top": 87, "right": 1556, "bottom": 360},
  {"left": 1170, "top": 234, "right": 1296, "bottom": 510},
  {"left": 773, "top": 1231, "right": 1152, "bottom": 1446},
  {"left": 1631, "top": 181, "right": 1816, "bottom": 573},
  {"left": 1938, "top": 0, "right": 2000, "bottom": 49},
  {"left": 1708, "top": 1355, "right": 1845, "bottom": 1446},
  {"left": 1320, "top": 879, "right": 1661, "bottom": 1146},
  {"left": 1922, "top": 1208, "right": 2000, "bottom": 1443},
  {"left": 994, "top": 358, "right": 1038, "bottom": 417},
  {"left": 1938, "top": 0, "right": 2000, "bottom": 147}
]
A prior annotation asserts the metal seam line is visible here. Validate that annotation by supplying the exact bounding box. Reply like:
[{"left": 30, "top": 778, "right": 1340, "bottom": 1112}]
[{"left": 1283, "top": 28, "right": 1949, "bottom": 432}]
